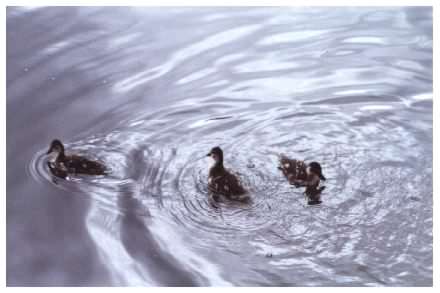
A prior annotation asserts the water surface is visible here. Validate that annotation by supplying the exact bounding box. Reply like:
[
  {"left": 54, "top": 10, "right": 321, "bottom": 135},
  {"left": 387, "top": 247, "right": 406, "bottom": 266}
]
[{"left": 7, "top": 7, "right": 432, "bottom": 286}]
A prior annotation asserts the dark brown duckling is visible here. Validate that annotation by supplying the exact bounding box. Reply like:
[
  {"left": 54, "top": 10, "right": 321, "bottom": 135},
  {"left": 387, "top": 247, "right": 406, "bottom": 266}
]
[
  {"left": 207, "top": 146, "right": 249, "bottom": 202},
  {"left": 278, "top": 156, "right": 326, "bottom": 205},
  {"left": 278, "top": 155, "right": 308, "bottom": 184},
  {"left": 46, "top": 139, "right": 107, "bottom": 179}
]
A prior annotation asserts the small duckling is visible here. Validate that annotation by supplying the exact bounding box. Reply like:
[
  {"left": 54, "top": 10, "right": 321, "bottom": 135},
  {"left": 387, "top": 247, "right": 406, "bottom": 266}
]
[
  {"left": 46, "top": 139, "right": 107, "bottom": 178},
  {"left": 207, "top": 146, "right": 249, "bottom": 202},
  {"left": 278, "top": 155, "right": 308, "bottom": 184},
  {"left": 278, "top": 156, "right": 326, "bottom": 205}
]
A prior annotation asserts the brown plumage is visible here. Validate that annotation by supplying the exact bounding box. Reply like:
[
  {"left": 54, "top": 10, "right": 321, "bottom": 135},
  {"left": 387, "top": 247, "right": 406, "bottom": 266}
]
[
  {"left": 278, "top": 155, "right": 308, "bottom": 184},
  {"left": 46, "top": 139, "right": 107, "bottom": 179},
  {"left": 207, "top": 146, "right": 249, "bottom": 202},
  {"left": 278, "top": 155, "right": 326, "bottom": 205}
]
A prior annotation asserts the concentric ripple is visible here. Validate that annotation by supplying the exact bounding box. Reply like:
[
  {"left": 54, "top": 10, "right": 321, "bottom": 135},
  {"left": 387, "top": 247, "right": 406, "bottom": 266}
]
[
  {"left": 28, "top": 86, "right": 432, "bottom": 285},
  {"left": 16, "top": 6, "right": 432, "bottom": 286}
]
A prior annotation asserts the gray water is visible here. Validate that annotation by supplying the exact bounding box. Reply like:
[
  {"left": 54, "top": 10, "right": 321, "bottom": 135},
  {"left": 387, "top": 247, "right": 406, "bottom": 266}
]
[{"left": 7, "top": 7, "right": 432, "bottom": 286}]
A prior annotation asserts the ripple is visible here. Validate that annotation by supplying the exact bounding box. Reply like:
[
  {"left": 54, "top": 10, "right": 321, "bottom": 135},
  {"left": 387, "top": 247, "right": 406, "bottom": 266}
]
[
  {"left": 113, "top": 24, "right": 261, "bottom": 94},
  {"left": 302, "top": 95, "right": 402, "bottom": 106},
  {"left": 14, "top": 6, "right": 432, "bottom": 286},
  {"left": 258, "top": 29, "right": 331, "bottom": 45},
  {"left": 342, "top": 36, "right": 388, "bottom": 45}
]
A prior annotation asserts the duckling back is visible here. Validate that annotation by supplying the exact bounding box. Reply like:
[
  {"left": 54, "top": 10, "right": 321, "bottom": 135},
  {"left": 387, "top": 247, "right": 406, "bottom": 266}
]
[
  {"left": 278, "top": 155, "right": 307, "bottom": 184},
  {"left": 208, "top": 168, "right": 248, "bottom": 202},
  {"left": 64, "top": 155, "right": 107, "bottom": 175},
  {"left": 54, "top": 154, "right": 107, "bottom": 176}
]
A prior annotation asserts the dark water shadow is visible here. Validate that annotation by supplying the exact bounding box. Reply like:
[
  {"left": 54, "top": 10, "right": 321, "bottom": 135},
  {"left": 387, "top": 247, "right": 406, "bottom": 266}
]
[{"left": 117, "top": 149, "right": 198, "bottom": 286}]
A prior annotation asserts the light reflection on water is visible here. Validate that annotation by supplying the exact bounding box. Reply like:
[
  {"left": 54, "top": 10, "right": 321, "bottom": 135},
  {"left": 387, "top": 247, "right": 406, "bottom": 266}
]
[{"left": 8, "top": 6, "right": 432, "bottom": 286}]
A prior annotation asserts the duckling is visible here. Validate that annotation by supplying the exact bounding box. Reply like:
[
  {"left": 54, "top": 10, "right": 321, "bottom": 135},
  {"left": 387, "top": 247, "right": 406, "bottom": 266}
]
[
  {"left": 207, "top": 146, "right": 249, "bottom": 202},
  {"left": 278, "top": 156, "right": 326, "bottom": 205},
  {"left": 278, "top": 155, "right": 308, "bottom": 184},
  {"left": 46, "top": 139, "right": 107, "bottom": 178}
]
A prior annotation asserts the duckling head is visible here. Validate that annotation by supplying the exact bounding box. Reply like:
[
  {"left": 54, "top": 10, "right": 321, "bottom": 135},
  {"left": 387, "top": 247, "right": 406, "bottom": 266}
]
[
  {"left": 47, "top": 139, "right": 65, "bottom": 155},
  {"left": 308, "top": 162, "right": 326, "bottom": 181},
  {"left": 207, "top": 146, "right": 224, "bottom": 165}
]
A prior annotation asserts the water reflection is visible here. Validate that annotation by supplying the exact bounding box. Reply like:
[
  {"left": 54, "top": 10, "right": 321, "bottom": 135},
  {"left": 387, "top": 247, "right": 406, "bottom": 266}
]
[{"left": 8, "top": 6, "right": 432, "bottom": 286}]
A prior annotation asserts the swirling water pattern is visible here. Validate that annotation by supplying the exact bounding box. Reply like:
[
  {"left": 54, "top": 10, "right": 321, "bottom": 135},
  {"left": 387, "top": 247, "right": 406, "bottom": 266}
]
[{"left": 7, "top": 7, "right": 432, "bottom": 286}]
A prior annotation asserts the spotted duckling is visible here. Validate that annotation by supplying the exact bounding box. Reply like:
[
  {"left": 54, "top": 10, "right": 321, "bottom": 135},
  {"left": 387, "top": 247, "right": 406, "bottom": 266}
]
[
  {"left": 46, "top": 139, "right": 107, "bottom": 179},
  {"left": 278, "top": 155, "right": 326, "bottom": 205},
  {"left": 207, "top": 146, "right": 249, "bottom": 202}
]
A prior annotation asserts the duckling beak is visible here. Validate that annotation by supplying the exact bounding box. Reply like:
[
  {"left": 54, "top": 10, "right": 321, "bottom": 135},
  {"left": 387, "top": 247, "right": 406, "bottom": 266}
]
[
  {"left": 46, "top": 147, "right": 54, "bottom": 154},
  {"left": 206, "top": 152, "right": 211, "bottom": 157}
]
